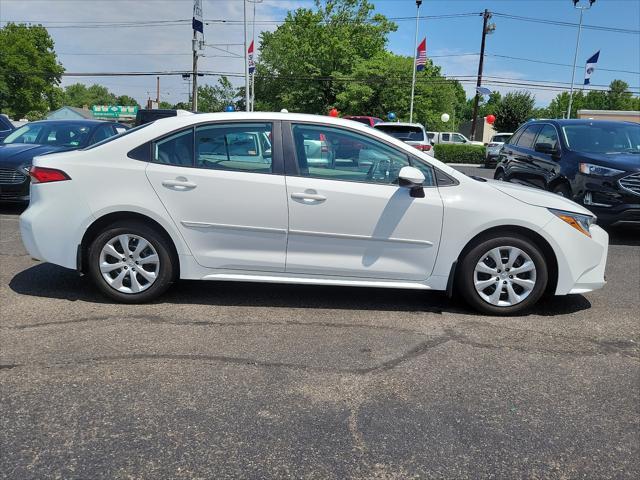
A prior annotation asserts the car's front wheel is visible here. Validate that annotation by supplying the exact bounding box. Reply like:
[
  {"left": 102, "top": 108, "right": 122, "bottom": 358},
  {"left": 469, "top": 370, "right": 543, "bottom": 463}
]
[
  {"left": 87, "top": 221, "right": 175, "bottom": 303},
  {"left": 457, "top": 234, "right": 548, "bottom": 315}
]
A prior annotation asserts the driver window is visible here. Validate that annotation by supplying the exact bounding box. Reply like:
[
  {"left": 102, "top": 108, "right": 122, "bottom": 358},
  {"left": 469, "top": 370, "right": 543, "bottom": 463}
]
[{"left": 291, "top": 124, "right": 416, "bottom": 185}]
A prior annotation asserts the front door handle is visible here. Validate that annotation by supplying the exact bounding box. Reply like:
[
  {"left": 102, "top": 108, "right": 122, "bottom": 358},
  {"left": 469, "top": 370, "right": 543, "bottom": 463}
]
[
  {"left": 291, "top": 192, "right": 327, "bottom": 202},
  {"left": 162, "top": 178, "right": 197, "bottom": 190}
]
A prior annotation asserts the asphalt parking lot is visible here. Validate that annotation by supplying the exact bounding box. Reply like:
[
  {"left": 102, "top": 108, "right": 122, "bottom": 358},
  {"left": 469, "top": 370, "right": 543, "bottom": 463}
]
[{"left": 1, "top": 168, "right": 639, "bottom": 479}]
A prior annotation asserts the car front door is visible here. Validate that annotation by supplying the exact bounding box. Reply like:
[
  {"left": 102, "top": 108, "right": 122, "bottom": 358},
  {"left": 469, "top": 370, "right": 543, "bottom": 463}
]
[
  {"left": 145, "top": 121, "right": 288, "bottom": 272},
  {"left": 509, "top": 124, "right": 543, "bottom": 188},
  {"left": 283, "top": 122, "right": 443, "bottom": 281},
  {"left": 530, "top": 124, "right": 562, "bottom": 189}
]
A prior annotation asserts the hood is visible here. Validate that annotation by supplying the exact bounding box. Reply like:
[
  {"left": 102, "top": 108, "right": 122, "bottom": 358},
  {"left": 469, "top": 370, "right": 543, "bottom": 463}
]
[
  {"left": 487, "top": 180, "right": 594, "bottom": 216},
  {"left": 0, "top": 143, "right": 67, "bottom": 168},
  {"left": 576, "top": 151, "right": 640, "bottom": 172}
]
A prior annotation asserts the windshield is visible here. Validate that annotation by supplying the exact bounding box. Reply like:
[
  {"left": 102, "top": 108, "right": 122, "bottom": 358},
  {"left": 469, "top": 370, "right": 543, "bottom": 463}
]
[
  {"left": 3, "top": 122, "right": 93, "bottom": 147},
  {"left": 375, "top": 125, "right": 424, "bottom": 141},
  {"left": 562, "top": 123, "right": 640, "bottom": 154},
  {"left": 491, "top": 134, "right": 511, "bottom": 143}
]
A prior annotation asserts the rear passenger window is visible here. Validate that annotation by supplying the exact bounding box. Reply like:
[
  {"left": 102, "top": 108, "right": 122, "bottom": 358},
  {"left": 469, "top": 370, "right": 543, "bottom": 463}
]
[
  {"left": 195, "top": 123, "right": 272, "bottom": 173},
  {"left": 154, "top": 129, "right": 194, "bottom": 167},
  {"left": 516, "top": 125, "right": 542, "bottom": 149}
]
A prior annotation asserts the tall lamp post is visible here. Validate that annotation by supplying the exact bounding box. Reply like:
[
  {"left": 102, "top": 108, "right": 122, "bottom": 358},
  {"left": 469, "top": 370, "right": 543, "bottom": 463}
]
[
  {"left": 567, "top": 0, "right": 596, "bottom": 119},
  {"left": 409, "top": 0, "right": 422, "bottom": 124}
]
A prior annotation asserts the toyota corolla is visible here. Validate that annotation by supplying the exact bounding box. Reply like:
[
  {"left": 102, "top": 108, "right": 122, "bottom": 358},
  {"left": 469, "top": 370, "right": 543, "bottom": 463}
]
[{"left": 19, "top": 113, "right": 608, "bottom": 315}]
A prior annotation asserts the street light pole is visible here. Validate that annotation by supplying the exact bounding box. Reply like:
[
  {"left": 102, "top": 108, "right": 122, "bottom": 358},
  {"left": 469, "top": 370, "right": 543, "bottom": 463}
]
[
  {"left": 567, "top": 0, "right": 595, "bottom": 119},
  {"left": 409, "top": 0, "right": 422, "bottom": 124}
]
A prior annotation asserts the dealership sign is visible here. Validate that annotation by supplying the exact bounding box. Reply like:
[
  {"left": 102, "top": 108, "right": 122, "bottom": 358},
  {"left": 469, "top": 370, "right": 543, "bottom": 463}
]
[{"left": 92, "top": 105, "right": 138, "bottom": 119}]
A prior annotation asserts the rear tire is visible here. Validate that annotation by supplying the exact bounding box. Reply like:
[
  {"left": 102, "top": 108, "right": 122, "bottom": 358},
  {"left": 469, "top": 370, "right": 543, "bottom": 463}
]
[
  {"left": 456, "top": 234, "right": 548, "bottom": 315},
  {"left": 87, "top": 221, "right": 175, "bottom": 303}
]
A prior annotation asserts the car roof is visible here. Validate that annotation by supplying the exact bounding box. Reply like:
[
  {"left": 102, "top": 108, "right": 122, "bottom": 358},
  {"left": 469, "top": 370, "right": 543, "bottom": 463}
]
[
  {"left": 374, "top": 122, "right": 425, "bottom": 128},
  {"left": 527, "top": 119, "right": 638, "bottom": 127},
  {"left": 26, "top": 119, "right": 113, "bottom": 127}
]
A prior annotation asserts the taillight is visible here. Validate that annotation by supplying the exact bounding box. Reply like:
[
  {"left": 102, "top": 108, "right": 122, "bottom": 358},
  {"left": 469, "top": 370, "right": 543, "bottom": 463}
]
[
  {"left": 414, "top": 144, "right": 431, "bottom": 151},
  {"left": 29, "top": 166, "right": 71, "bottom": 184}
]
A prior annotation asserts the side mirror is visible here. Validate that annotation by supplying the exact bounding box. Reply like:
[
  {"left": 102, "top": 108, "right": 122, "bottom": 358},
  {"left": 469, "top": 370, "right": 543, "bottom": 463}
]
[
  {"left": 398, "top": 166, "right": 426, "bottom": 198},
  {"left": 534, "top": 142, "right": 558, "bottom": 156}
]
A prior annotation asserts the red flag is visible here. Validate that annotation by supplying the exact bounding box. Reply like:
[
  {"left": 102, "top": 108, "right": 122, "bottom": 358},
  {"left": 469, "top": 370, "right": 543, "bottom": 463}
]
[
  {"left": 248, "top": 40, "right": 255, "bottom": 74},
  {"left": 416, "top": 37, "right": 427, "bottom": 72}
]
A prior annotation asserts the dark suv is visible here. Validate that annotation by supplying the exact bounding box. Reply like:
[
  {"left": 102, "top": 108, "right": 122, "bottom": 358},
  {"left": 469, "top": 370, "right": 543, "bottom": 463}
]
[{"left": 494, "top": 119, "right": 640, "bottom": 226}]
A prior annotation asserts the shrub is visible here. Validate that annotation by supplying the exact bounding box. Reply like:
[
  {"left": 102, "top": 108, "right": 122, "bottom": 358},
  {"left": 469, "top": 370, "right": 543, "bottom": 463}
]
[{"left": 433, "top": 144, "right": 486, "bottom": 164}]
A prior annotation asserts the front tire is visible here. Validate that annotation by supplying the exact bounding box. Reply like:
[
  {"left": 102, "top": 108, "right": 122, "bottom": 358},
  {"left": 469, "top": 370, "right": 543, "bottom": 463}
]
[
  {"left": 494, "top": 170, "right": 506, "bottom": 181},
  {"left": 87, "top": 221, "right": 175, "bottom": 303},
  {"left": 552, "top": 183, "right": 572, "bottom": 198},
  {"left": 457, "top": 234, "right": 548, "bottom": 315}
]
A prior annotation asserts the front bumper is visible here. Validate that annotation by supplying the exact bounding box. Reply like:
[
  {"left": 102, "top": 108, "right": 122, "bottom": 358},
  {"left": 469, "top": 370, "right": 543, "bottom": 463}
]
[
  {"left": 542, "top": 217, "right": 608, "bottom": 295},
  {"left": 572, "top": 172, "right": 640, "bottom": 225},
  {"left": 0, "top": 179, "right": 30, "bottom": 202}
]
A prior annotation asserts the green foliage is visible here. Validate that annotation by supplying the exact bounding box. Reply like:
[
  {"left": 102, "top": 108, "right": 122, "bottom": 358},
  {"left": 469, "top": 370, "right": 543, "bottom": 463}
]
[
  {"left": 61, "top": 83, "right": 140, "bottom": 109},
  {"left": 158, "top": 101, "right": 174, "bottom": 109},
  {"left": 197, "top": 76, "right": 238, "bottom": 112},
  {"left": 493, "top": 91, "right": 535, "bottom": 132},
  {"left": 433, "top": 144, "right": 485, "bottom": 164},
  {"left": 546, "top": 80, "right": 638, "bottom": 118},
  {"left": 0, "top": 23, "right": 64, "bottom": 119},
  {"left": 335, "top": 52, "right": 466, "bottom": 130},
  {"left": 254, "top": 0, "right": 397, "bottom": 113}
]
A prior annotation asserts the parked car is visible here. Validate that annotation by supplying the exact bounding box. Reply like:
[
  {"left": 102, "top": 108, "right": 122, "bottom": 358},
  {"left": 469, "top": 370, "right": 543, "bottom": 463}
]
[
  {"left": 20, "top": 112, "right": 608, "bottom": 315},
  {"left": 373, "top": 122, "right": 434, "bottom": 156},
  {"left": 0, "top": 120, "right": 128, "bottom": 202},
  {"left": 0, "top": 114, "right": 15, "bottom": 141},
  {"left": 494, "top": 119, "right": 639, "bottom": 226},
  {"left": 134, "top": 108, "right": 192, "bottom": 127},
  {"left": 343, "top": 115, "right": 383, "bottom": 127},
  {"left": 485, "top": 132, "right": 513, "bottom": 168},
  {"left": 431, "top": 131, "right": 484, "bottom": 146}
]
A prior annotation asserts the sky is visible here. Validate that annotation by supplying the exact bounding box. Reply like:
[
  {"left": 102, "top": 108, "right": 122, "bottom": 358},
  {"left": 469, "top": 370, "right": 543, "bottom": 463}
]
[{"left": 0, "top": 0, "right": 638, "bottom": 108}]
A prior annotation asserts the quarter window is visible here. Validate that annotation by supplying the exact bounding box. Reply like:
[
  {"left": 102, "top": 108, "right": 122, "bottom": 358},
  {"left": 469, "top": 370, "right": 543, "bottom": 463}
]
[
  {"left": 291, "top": 124, "right": 435, "bottom": 186},
  {"left": 195, "top": 123, "right": 272, "bottom": 173}
]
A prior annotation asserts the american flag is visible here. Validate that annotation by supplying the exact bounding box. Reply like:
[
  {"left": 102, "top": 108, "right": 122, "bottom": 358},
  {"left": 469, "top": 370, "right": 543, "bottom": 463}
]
[{"left": 416, "top": 37, "right": 427, "bottom": 72}]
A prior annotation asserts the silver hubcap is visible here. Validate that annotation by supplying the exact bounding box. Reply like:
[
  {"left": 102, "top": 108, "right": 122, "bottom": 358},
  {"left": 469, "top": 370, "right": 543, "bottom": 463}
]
[
  {"left": 99, "top": 234, "right": 159, "bottom": 294},
  {"left": 474, "top": 246, "right": 537, "bottom": 307}
]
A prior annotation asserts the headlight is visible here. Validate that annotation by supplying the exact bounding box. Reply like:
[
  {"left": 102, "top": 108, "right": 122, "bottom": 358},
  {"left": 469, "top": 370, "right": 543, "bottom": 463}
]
[
  {"left": 549, "top": 208, "right": 596, "bottom": 238},
  {"left": 578, "top": 163, "right": 624, "bottom": 177}
]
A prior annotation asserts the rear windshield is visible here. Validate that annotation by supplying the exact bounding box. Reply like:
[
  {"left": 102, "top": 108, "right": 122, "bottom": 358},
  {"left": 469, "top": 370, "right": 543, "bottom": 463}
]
[
  {"left": 491, "top": 134, "right": 511, "bottom": 143},
  {"left": 82, "top": 123, "right": 149, "bottom": 150},
  {"left": 375, "top": 125, "right": 424, "bottom": 141},
  {"left": 562, "top": 123, "right": 640, "bottom": 154},
  {"left": 347, "top": 117, "right": 372, "bottom": 126}
]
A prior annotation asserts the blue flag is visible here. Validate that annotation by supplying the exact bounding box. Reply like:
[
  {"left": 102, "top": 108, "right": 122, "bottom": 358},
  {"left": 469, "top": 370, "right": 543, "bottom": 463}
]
[{"left": 584, "top": 50, "right": 600, "bottom": 85}]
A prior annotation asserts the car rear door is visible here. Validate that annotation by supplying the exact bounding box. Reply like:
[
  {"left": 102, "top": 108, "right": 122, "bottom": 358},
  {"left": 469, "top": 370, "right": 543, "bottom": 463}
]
[
  {"left": 283, "top": 122, "right": 443, "bottom": 281},
  {"left": 145, "top": 121, "right": 289, "bottom": 272}
]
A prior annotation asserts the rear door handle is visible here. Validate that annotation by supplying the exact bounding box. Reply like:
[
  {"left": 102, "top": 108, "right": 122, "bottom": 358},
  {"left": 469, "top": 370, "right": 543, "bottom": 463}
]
[
  {"left": 291, "top": 192, "right": 327, "bottom": 202},
  {"left": 162, "top": 178, "right": 197, "bottom": 190}
]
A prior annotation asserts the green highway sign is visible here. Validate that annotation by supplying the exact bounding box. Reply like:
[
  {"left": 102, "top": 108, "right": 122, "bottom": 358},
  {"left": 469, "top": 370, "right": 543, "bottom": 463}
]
[{"left": 92, "top": 105, "right": 138, "bottom": 119}]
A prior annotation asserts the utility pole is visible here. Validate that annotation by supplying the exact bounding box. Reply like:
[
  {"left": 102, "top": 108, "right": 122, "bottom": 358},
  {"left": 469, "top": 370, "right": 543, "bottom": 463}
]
[
  {"left": 409, "top": 0, "right": 422, "bottom": 124},
  {"left": 243, "top": 0, "right": 250, "bottom": 112},
  {"left": 192, "top": 0, "right": 203, "bottom": 112},
  {"left": 156, "top": 76, "right": 160, "bottom": 105},
  {"left": 567, "top": 0, "right": 595, "bottom": 119},
  {"left": 470, "top": 9, "right": 492, "bottom": 141}
]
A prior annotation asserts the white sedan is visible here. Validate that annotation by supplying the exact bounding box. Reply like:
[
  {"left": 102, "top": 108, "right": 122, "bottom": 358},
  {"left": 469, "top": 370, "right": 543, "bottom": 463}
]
[{"left": 19, "top": 112, "right": 608, "bottom": 315}]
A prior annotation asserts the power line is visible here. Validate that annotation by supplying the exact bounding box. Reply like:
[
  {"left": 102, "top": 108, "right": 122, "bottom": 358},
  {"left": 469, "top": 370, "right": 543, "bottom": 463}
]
[{"left": 492, "top": 12, "right": 640, "bottom": 35}]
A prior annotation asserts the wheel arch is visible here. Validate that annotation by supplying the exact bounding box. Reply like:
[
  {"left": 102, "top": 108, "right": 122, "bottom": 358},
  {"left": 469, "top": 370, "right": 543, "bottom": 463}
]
[
  {"left": 79, "top": 211, "right": 181, "bottom": 278},
  {"left": 450, "top": 225, "right": 559, "bottom": 296},
  {"left": 547, "top": 175, "right": 571, "bottom": 193},
  {"left": 493, "top": 167, "right": 506, "bottom": 179}
]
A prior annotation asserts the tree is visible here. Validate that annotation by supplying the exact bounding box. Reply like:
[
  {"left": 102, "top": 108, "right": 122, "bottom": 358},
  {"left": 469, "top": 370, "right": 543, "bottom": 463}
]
[
  {"left": 0, "top": 23, "right": 64, "bottom": 118},
  {"left": 493, "top": 91, "right": 535, "bottom": 132},
  {"left": 197, "top": 76, "right": 238, "bottom": 112},
  {"left": 61, "top": 83, "right": 140, "bottom": 108},
  {"left": 116, "top": 95, "right": 139, "bottom": 107},
  {"left": 607, "top": 79, "right": 633, "bottom": 110},
  {"left": 254, "top": 0, "right": 396, "bottom": 113},
  {"left": 158, "top": 101, "right": 174, "bottom": 109},
  {"left": 335, "top": 52, "right": 466, "bottom": 130}
]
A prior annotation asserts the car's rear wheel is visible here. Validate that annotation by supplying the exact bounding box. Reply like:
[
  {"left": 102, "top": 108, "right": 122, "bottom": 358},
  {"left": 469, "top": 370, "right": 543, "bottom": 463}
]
[
  {"left": 457, "top": 235, "right": 548, "bottom": 315},
  {"left": 87, "top": 221, "right": 175, "bottom": 303}
]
